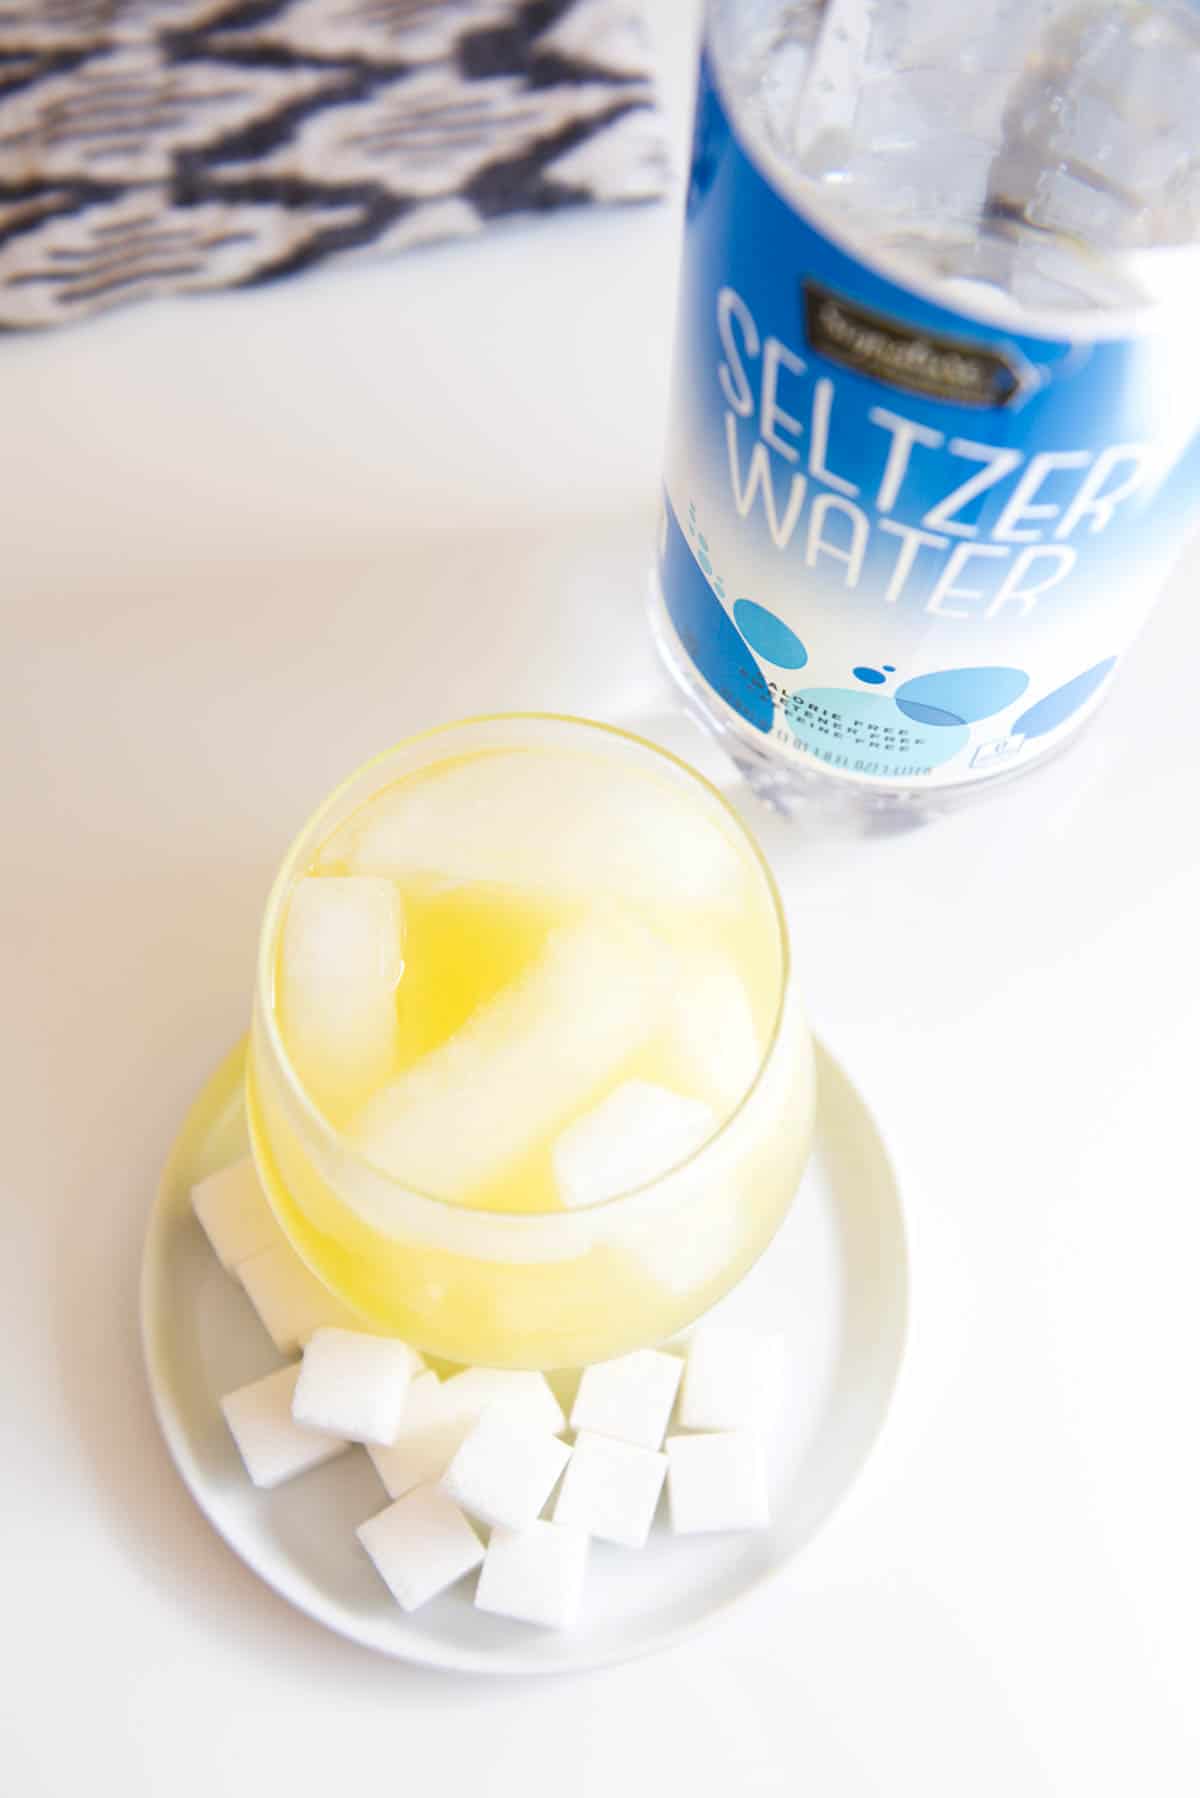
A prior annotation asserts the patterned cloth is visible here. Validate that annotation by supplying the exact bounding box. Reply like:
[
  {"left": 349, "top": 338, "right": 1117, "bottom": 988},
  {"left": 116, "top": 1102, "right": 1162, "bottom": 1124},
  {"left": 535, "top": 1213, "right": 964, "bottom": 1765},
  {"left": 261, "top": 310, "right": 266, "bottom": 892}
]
[{"left": 0, "top": 0, "right": 666, "bottom": 327}]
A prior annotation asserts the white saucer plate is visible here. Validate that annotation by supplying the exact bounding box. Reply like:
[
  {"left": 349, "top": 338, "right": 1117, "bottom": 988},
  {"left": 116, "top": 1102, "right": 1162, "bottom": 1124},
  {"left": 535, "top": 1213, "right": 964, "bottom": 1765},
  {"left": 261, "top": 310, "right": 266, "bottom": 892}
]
[{"left": 142, "top": 1038, "right": 908, "bottom": 1675}]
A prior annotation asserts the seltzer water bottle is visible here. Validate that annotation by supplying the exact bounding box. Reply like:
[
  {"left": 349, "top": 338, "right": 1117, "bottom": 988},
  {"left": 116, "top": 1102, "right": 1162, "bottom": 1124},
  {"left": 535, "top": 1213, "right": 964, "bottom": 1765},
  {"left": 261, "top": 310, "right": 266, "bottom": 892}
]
[{"left": 652, "top": 0, "right": 1200, "bottom": 816}]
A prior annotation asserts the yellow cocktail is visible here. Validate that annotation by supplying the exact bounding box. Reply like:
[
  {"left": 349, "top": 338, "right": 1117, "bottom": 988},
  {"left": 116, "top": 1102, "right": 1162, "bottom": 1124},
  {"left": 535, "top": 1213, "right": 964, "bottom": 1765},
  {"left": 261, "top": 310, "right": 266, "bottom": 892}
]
[{"left": 246, "top": 715, "right": 814, "bottom": 1368}]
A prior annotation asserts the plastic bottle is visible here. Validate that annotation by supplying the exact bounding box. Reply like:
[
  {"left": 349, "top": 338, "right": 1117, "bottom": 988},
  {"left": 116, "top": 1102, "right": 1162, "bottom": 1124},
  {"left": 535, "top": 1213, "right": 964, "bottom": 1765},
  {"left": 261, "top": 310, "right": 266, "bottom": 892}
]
[{"left": 653, "top": 0, "right": 1200, "bottom": 816}]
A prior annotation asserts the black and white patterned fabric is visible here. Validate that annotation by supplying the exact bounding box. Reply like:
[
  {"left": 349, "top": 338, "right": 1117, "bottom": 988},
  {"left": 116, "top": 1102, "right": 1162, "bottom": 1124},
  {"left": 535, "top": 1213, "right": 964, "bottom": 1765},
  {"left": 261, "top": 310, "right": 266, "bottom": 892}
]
[{"left": 0, "top": 0, "right": 666, "bottom": 327}]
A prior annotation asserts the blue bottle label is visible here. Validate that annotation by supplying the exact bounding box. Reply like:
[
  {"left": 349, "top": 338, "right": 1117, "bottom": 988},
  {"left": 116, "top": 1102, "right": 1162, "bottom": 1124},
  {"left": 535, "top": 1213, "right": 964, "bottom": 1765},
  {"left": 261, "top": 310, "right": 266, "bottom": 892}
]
[{"left": 659, "top": 52, "right": 1200, "bottom": 786}]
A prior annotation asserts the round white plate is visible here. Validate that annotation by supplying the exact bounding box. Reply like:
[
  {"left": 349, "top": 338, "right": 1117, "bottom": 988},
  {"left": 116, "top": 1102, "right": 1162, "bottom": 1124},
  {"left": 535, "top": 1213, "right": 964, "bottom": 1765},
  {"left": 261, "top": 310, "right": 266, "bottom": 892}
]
[{"left": 142, "top": 1038, "right": 908, "bottom": 1675}]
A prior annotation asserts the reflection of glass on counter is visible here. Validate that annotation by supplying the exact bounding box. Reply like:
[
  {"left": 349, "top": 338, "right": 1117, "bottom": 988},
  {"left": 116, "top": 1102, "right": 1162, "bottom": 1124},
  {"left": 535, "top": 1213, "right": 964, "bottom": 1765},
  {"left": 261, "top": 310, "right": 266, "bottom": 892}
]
[{"left": 247, "top": 715, "right": 815, "bottom": 1369}]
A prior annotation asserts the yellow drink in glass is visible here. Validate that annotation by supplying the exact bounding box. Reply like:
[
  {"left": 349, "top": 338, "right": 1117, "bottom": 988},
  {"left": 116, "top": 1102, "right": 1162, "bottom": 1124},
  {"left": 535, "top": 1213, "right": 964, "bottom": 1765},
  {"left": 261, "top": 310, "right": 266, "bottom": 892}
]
[{"left": 246, "top": 715, "right": 814, "bottom": 1368}]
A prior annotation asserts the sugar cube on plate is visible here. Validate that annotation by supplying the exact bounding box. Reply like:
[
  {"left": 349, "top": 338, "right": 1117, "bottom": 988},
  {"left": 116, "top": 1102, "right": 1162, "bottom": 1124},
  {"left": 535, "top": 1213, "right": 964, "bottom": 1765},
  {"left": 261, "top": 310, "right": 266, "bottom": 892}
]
[
  {"left": 439, "top": 1367, "right": 565, "bottom": 1437},
  {"left": 236, "top": 1241, "right": 358, "bottom": 1353},
  {"left": 666, "top": 1431, "right": 769, "bottom": 1534},
  {"left": 357, "top": 1484, "right": 484, "bottom": 1612},
  {"left": 552, "top": 1080, "right": 717, "bottom": 1210},
  {"left": 220, "top": 1363, "right": 349, "bottom": 1489},
  {"left": 190, "top": 1155, "right": 285, "bottom": 1273},
  {"left": 570, "top": 1349, "right": 683, "bottom": 1451},
  {"left": 474, "top": 1521, "right": 590, "bottom": 1630},
  {"left": 552, "top": 1430, "right": 666, "bottom": 1548},
  {"left": 441, "top": 1409, "right": 571, "bottom": 1531},
  {"left": 678, "top": 1326, "right": 787, "bottom": 1434},
  {"left": 291, "top": 1327, "right": 422, "bottom": 1446},
  {"left": 366, "top": 1371, "right": 475, "bottom": 1499}
]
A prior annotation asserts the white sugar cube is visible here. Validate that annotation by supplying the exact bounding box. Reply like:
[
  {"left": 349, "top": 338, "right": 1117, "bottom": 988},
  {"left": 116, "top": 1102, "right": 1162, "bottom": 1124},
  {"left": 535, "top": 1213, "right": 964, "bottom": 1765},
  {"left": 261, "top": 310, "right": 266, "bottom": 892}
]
[
  {"left": 278, "top": 876, "right": 404, "bottom": 1124},
  {"left": 552, "top": 1080, "right": 716, "bottom": 1210},
  {"left": 678, "top": 1326, "right": 787, "bottom": 1434},
  {"left": 220, "top": 1363, "right": 348, "bottom": 1489},
  {"left": 439, "top": 1367, "right": 565, "bottom": 1437},
  {"left": 357, "top": 1484, "right": 484, "bottom": 1612},
  {"left": 668, "top": 960, "right": 762, "bottom": 1112},
  {"left": 191, "top": 1155, "right": 285, "bottom": 1273},
  {"left": 441, "top": 1410, "right": 571, "bottom": 1531},
  {"left": 552, "top": 1431, "right": 666, "bottom": 1548},
  {"left": 366, "top": 1372, "right": 475, "bottom": 1499},
  {"left": 237, "top": 1241, "right": 358, "bottom": 1353},
  {"left": 570, "top": 1349, "right": 683, "bottom": 1451},
  {"left": 474, "top": 1521, "right": 590, "bottom": 1630},
  {"left": 666, "top": 1432, "right": 769, "bottom": 1534},
  {"left": 291, "top": 1327, "right": 422, "bottom": 1446}
]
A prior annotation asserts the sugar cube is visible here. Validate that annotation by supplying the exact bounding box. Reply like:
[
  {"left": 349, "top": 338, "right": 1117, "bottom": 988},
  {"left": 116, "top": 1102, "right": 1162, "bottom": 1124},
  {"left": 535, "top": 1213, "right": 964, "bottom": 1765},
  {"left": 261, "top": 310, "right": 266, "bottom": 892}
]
[
  {"left": 366, "top": 1372, "right": 475, "bottom": 1499},
  {"left": 439, "top": 1367, "right": 565, "bottom": 1437},
  {"left": 569, "top": 1349, "right": 683, "bottom": 1451},
  {"left": 357, "top": 1484, "right": 484, "bottom": 1612},
  {"left": 666, "top": 1431, "right": 769, "bottom": 1534},
  {"left": 441, "top": 1409, "right": 571, "bottom": 1530},
  {"left": 291, "top": 1327, "right": 422, "bottom": 1446},
  {"left": 474, "top": 1521, "right": 590, "bottom": 1630},
  {"left": 552, "top": 1430, "right": 666, "bottom": 1548},
  {"left": 678, "top": 1326, "right": 787, "bottom": 1434},
  {"left": 190, "top": 1155, "right": 285, "bottom": 1273},
  {"left": 367, "top": 1368, "right": 563, "bottom": 1502},
  {"left": 220, "top": 1363, "right": 349, "bottom": 1489},
  {"left": 552, "top": 1080, "right": 717, "bottom": 1210},
  {"left": 236, "top": 1241, "right": 358, "bottom": 1353}
]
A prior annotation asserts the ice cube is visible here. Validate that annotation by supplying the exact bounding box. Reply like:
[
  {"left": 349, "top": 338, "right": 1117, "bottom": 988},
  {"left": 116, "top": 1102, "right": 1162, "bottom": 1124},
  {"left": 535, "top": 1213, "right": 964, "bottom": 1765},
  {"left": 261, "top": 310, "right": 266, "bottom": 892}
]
[
  {"left": 324, "top": 749, "right": 743, "bottom": 910},
  {"left": 552, "top": 1080, "right": 717, "bottom": 1210},
  {"left": 667, "top": 960, "right": 762, "bottom": 1113},
  {"left": 618, "top": 1181, "right": 744, "bottom": 1300},
  {"left": 278, "top": 876, "right": 404, "bottom": 1122},
  {"left": 351, "top": 912, "right": 668, "bottom": 1199}
]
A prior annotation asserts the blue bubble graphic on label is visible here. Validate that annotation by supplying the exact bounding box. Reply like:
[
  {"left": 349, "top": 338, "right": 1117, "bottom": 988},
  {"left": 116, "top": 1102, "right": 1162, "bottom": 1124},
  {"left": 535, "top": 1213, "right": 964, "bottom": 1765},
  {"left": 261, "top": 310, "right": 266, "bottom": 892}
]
[
  {"left": 895, "top": 666, "right": 1029, "bottom": 728},
  {"left": 733, "top": 600, "right": 808, "bottom": 669},
  {"left": 1012, "top": 657, "right": 1117, "bottom": 740},
  {"left": 661, "top": 499, "right": 773, "bottom": 734},
  {"left": 883, "top": 665, "right": 895, "bottom": 673},
  {"left": 788, "top": 687, "right": 968, "bottom": 775},
  {"left": 852, "top": 666, "right": 887, "bottom": 685}
]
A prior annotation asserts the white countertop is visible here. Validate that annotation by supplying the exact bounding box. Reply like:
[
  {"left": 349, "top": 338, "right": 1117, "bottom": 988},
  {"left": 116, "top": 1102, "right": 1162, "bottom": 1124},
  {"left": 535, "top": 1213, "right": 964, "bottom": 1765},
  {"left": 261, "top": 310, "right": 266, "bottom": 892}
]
[{"left": 5, "top": 4, "right": 1199, "bottom": 1792}]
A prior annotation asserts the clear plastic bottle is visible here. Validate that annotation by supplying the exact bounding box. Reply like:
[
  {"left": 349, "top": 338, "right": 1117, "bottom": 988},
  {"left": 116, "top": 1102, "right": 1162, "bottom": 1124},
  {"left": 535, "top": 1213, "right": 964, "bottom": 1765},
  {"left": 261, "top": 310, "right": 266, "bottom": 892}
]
[{"left": 652, "top": 0, "right": 1200, "bottom": 817}]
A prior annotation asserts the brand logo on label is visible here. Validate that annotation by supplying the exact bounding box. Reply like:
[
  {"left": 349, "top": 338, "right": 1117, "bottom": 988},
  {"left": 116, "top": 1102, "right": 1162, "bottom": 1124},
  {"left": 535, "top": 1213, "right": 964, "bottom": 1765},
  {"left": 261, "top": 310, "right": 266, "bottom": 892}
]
[{"left": 804, "top": 284, "right": 1022, "bottom": 407}]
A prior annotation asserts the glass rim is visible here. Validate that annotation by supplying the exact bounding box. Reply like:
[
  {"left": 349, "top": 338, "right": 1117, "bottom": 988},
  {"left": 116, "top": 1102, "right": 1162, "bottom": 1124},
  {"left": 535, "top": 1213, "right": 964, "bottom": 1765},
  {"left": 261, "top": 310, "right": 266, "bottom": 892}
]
[{"left": 254, "top": 711, "right": 793, "bottom": 1221}]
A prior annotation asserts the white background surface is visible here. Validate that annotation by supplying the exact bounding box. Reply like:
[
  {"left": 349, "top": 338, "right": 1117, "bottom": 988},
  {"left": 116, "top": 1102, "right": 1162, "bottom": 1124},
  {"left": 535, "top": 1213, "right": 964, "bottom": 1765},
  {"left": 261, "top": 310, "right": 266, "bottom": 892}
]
[{"left": 4, "top": 4, "right": 1199, "bottom": 1792}]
